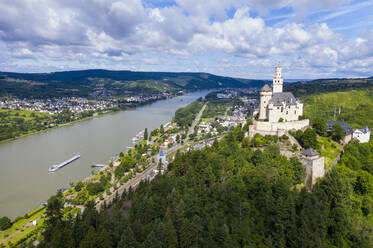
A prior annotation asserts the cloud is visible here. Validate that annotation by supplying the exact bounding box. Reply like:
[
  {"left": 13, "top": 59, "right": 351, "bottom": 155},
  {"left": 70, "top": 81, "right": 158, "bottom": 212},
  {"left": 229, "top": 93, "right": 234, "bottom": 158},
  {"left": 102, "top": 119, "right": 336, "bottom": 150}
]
[{"left": 0, "top": 0, "right": 372, "bottom": 78}]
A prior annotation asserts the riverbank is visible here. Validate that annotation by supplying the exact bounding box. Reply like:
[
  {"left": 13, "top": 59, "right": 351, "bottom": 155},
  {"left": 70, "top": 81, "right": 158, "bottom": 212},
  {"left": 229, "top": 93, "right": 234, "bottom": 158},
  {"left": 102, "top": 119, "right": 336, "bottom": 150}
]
[
  {"left": 0, "top": 90, "right": 211, "bottom": 220},
  {"left": 0, "top": 91, "right": 219, "bottom": 247},
  {"left": 0, "top": 95, "right": 179, "bottom": 145}
]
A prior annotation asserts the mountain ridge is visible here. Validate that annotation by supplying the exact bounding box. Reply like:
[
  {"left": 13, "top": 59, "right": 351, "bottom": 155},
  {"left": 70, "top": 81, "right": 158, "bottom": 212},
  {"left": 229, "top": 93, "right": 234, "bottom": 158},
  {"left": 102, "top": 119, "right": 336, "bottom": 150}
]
[{"left": 0, "top": 69, "right": 267, "bottom": 98}]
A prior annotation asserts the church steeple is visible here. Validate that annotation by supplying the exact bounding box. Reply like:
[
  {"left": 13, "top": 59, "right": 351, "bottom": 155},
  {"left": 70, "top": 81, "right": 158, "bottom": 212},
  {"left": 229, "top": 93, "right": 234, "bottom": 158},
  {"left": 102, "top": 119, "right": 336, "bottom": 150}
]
[{"left": 273, "top": 66, "right": 283, "bottom": 93}]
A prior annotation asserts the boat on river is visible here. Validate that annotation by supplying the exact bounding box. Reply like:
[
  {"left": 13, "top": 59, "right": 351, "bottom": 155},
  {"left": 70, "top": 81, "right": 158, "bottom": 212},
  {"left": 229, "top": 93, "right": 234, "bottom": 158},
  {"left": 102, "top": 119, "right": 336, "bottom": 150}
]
[
  {"left": 49, "top": 154, "right": 81, "bottom": 172},
  {"left": 91, "top": 164, "right": 105, "bottom": 168}
]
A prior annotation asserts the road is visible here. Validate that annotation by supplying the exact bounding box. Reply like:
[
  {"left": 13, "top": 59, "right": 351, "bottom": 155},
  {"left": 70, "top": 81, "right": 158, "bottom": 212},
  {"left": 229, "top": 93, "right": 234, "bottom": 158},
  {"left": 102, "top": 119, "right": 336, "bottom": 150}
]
[
  {"left": 97, "top": 102, "right": 210, "bottom": 210},
  {"left": 96, "top": 141, "right": 189, "bottom": 210},
  {"left": 187, "top": 103, "right": 207, "bottom": 137},
  {"left": 96, "top": 161, "right": 158, "bottom": 210}
]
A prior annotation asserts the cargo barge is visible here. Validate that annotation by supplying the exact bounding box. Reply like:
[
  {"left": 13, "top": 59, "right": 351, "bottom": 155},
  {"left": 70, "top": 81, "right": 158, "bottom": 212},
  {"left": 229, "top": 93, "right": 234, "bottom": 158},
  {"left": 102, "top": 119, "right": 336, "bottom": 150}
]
[{"left": 49, "top": 154, "right": 80, "bottom": 172}]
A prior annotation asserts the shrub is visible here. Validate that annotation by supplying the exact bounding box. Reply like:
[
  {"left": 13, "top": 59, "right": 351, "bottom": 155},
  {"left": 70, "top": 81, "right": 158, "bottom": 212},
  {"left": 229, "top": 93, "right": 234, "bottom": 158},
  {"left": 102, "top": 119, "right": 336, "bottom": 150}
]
[
  {"left": 86, "top": 182, "right": 105, "bottom": 196},
  {"left": 74, "top": 181, "right": 84, "bottom": 192},
  {"left": 0, "top": 216, "right": 12, "bottom": 230}
]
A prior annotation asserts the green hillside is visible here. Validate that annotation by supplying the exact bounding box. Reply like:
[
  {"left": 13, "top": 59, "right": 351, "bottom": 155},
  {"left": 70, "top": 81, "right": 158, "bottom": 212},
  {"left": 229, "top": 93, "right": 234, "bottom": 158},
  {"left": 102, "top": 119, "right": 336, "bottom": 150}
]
[
  {"left": 36, "top": 129, "right": 373, "bottom": 248},
  {"left": 286, "top": 77, "right": 373, "bottom": 97},
  {"left": 301, "top": 88, "right": 373, "bottom": 129},
  {"left": 0, "top": 70, "right": 266, "bottom": 98}
]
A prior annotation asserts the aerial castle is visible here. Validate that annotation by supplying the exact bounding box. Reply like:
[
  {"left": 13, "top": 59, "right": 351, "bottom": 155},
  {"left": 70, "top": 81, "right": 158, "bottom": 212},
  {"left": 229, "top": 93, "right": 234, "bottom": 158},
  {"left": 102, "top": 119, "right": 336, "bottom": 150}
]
[{"left": 249, "top": 66, "right": 309, "bottom": 137}]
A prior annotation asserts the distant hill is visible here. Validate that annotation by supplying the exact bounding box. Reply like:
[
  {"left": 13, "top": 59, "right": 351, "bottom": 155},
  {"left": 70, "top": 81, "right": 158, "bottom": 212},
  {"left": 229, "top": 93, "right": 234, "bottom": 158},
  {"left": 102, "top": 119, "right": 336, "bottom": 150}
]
[
  {"left": 0, "top": 70, "right": 267, "bottom": 98},
  {"left": 285, "top": 77, "right": 373, "bottom": 97}
]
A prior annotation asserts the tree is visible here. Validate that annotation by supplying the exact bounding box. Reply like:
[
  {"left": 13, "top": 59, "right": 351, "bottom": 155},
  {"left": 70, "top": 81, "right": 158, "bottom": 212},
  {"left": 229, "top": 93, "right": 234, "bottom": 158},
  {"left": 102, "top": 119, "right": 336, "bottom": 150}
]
[
  {"left": 160, "top": 125, "right": 164, "bottom": 135},
  {"left": 118, "top": 226, "right": 139, "bottom": 248},
  {"left": 312, "top": 117, "right": 327, "bottom": 136},
  {"left": 143, "top": 230, "right": 163, "bottom": 248},
  {"left": 75, "top": 181, "right": 84, "bottom": 192},
  {"left": 331, "top": 124, "right": 345, "bottom": 142},
  {"left": 165, "top": 218, "right": 178, "bottom": 248},
  {"left": 299, "top": 128, "right": 318, "bottom": 149},
  {"left": 0, "top": 216, "right": 11, "bottom": 230},
  {"left": 46, "top": 194, "right": 63, "bottom": 225},
  {"left": 144, "top": 128, "right": 148, "bottom": 141}
]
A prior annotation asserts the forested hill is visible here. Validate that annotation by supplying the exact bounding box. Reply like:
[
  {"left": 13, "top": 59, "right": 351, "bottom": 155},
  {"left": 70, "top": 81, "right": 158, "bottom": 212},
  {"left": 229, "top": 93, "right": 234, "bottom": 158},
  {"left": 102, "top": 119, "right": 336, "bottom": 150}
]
[
  {"left": 285, "top": 77, "right": 373, "bottom": 97},
  {"left": 38, "top": 128, "right": 373, "bottom": 248},
  {"left": 0, "top": 70, "right": 266, "bottom": 98}
]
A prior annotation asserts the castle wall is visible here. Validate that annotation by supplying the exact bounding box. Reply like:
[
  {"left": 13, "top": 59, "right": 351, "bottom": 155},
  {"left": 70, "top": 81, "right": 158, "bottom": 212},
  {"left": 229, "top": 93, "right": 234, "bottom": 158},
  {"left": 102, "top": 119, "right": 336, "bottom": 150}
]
[
  {"left": 248, "top": 119, "right": 309, "bottom": 137},
  {"left": 343, "top": 134, "right": 352, "bottom": 144}
]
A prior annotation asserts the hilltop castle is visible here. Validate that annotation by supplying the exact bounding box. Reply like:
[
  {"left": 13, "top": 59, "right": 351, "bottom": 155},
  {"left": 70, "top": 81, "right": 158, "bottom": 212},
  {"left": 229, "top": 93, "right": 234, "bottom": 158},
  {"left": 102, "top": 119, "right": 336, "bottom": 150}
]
[
  {"left": 259, "top": 66, "right": 304, "bottom": 122},
  {"left": 249, "top": 66, "right": 309, "bottom": 137}
]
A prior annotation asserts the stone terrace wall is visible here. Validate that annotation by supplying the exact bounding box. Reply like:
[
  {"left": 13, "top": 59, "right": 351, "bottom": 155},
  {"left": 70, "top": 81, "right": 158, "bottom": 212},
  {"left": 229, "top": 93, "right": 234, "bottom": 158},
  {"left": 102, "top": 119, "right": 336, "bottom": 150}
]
[{"left": 249, "top": 119, "right": 309, "bottom": 137}]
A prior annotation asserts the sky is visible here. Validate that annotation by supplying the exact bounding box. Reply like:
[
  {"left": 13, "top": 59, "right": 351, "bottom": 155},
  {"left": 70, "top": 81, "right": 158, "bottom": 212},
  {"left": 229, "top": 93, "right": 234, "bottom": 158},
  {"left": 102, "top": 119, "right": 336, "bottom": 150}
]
[{"left": 0, "top": 0, "right": 372, "bottom": 79}]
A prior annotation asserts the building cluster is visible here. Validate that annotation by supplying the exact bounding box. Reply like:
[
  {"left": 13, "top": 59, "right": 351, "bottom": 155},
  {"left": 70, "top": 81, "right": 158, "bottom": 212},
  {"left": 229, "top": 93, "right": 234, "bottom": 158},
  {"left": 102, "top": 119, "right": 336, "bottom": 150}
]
[
  {"left": 197, "top": 105, "right": 248, "bottom": 135},
  {"left": 125, "top": 92, "right": 176, "bottom": 103},
  {"left": 327, "top": 121, "right": 370, "bottom": 143},
  {"left": 0, "top": 98, "right": 118, "bottom": 114},
  {"left": 0, "top": 92, "right": 178, "bottom": 115},
  {"left": 217, "top": 88, "right": 258, "bottom": 99}
]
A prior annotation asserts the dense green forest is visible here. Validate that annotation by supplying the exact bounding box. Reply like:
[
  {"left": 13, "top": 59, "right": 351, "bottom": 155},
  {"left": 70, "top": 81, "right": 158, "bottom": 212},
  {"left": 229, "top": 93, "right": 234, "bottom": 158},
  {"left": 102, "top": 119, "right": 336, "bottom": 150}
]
[
  {"left": 0, "top": 70, "right": 265, "bottom": 98},
  {"left": 285, "top": 77, "right": 373, "bottom": 97},
  {"left": 30, "top": 127, "right": 373, "bottom": 248}
]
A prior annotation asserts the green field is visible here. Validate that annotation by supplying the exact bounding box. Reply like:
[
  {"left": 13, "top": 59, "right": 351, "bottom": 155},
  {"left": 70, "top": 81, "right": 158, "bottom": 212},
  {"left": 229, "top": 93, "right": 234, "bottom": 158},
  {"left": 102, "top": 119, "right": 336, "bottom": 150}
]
[
  {"left": 0, "top": 109, "right": 53, "bottom": 142},
  {"left": 0, "top": 207, "right": 45, "bottom": 247},
  {"left": 302, "top": 88, "right": 373, "bottom": 129}
]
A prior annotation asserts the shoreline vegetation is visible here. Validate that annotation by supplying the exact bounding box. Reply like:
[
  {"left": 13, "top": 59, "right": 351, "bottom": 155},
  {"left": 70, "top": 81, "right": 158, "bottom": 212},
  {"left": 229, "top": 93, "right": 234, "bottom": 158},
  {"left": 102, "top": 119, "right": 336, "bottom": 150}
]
[
  {"left": 0, "top": 90, "right": 230, "bottom": 247},
  {"left": 0, "top": 94, "right": 178, "bottom": 145},
  {"left": 33, "top": 86, "right": 373, "bottom": 247},
  {"left": 2, "top": 81, "right": 373, "bottom": 246}
]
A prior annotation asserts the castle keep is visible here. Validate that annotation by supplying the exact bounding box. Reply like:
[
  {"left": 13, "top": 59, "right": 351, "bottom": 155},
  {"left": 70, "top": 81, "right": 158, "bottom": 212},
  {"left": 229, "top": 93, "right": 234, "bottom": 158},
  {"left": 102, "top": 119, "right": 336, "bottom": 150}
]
[
  {"left": 259, "top": 66, "right": 304, "bottom": 122},
  {"left": 249, "top": 66, "right": 309, "bottom": 137}
]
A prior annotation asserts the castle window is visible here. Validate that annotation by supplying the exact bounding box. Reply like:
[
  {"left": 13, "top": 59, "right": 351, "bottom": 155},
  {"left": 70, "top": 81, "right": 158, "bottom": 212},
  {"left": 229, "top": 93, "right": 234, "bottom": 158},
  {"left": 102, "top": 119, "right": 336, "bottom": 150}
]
[
  {"left": 286, "top": 111, "right": 288, "bottom": 114},
  {"left": 294, "top": 111, "right": 296, "bottom": 114}
]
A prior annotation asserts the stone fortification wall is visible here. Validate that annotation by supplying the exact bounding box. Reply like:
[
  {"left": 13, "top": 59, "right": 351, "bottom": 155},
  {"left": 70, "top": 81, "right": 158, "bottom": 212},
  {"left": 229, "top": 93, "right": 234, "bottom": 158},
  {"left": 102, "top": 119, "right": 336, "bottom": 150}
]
[{"left": 248, "top": 119, "right": 309, "bottom": 137}]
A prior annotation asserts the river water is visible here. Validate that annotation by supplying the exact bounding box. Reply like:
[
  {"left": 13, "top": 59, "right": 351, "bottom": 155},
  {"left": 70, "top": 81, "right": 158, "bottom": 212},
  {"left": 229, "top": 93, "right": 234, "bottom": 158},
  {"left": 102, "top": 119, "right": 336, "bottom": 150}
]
[{"left": 0, "top": 90, "right": 210, "bottom": 219}]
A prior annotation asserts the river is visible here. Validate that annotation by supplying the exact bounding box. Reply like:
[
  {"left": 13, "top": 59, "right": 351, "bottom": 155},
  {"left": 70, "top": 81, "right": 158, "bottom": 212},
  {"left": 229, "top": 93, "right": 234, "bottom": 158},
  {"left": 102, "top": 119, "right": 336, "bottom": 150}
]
[{"left": 0, "top": 90, "right": 210, "bottom": 219}]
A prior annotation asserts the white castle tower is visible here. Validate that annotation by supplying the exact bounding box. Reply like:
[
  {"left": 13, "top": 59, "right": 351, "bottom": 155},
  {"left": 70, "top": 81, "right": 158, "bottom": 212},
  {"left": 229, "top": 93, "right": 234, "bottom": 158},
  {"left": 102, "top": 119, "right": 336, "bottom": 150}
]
[
  {"left": 259, "top": 84, "right": 272, "bottom": 120},
  {"left": 272, "top": 66, "right": 283, "bottom": 93}
]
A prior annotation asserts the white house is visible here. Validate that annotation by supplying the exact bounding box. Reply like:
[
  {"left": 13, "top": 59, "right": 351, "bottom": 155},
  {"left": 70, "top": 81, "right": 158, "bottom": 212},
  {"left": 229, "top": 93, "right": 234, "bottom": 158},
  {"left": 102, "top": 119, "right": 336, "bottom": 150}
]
[{"left": 353, "top": 127, "right": 370, "bottom": 143}]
